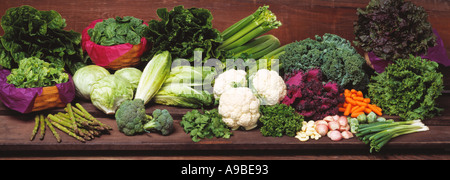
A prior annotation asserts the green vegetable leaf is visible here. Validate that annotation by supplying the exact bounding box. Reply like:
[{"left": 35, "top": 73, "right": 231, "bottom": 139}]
[
  {"left": 6, "top": 57, "right": 69, "bottom": 88},
  {"left": 181, "top": 109, "right": 232, "bottom": 142},
  {"left": 88, "top": 16, "right": 147, "bottom": 46},
  {"left": 0, "top": 5, "right": 85, "bottom": 74},
  {"left": 144, "top": 5, "right": 223, "bottom": 62},
  {"left": 259, "top": 104, "right": 304, "bottom": 137},
  {"left": 367, "top": 55, "right": 443, "bottom": 120}
]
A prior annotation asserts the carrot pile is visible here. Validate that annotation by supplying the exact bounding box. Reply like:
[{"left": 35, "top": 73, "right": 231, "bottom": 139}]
[{"left": 338, "top": 89, "right": 382, "bottom": 118}]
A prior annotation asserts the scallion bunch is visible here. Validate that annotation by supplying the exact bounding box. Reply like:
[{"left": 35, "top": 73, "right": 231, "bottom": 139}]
[{"left": 356, "top": 120, "right": 429, "bottom": 153}]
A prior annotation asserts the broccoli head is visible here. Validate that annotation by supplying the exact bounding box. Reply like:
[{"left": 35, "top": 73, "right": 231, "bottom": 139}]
[
  {"left": 115, "top": 99, "right": 148, "bottom": 136},
  {"left": 115, "top": 99, "right": 174, "bottom": 136},
  {"left": 144, "top": 109, "right": 174, "bottom": 136}
]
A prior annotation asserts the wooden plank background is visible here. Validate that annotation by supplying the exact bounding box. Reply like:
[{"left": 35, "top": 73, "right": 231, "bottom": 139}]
[
  {"left": 0, "top": 0, "right": 449, "bottom": 54},
  {"left": 1, "top": 0, "right": 450, "bottom": 160}
]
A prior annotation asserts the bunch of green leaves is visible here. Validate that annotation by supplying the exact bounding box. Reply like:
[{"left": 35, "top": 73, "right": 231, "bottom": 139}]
[
  {"left": 279, "top": 33, "right": 369, "bottom": 90},
  {"left": 7, "top": 57, "right": 69, "bottom": 88},
  {"left": 353, "top": 0, "right": 436, "bottom": 61},
  {"left": 0, "top": 5, "right": 85, "bottom": 74},
  {"left": 367, "top": 55, "right": 444, "bottom": 120},
  {"left": 144, "top": 5, "right": 223, "bottom": 62},
  {"left": 153, "top": 66, "right": 216, "bottom": 108},
  {"left": 88, "top": 16, "right": 148, "bottom": 46},
  {"left": 259, "top": 104, "right": 304, "bottom": 137},
  {"left": 180, "top": 109, "right": 232, "bottom": 142}
]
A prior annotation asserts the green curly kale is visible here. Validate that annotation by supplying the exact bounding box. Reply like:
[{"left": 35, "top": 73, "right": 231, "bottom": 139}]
[
  {"left": 353, "top": 0, "right": 436, "bottom": 61},
  {"left": 367, "top": 55, "right": 444, "bottom": 120},
  {"left": 259, "top": 104, "right": 304, "bottom": 137},
  {"left": 280, "top": 33, "right": 369, "bottom": 90}
]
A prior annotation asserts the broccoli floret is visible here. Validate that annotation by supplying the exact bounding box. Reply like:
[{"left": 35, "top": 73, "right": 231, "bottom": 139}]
[
  {"left": 115, "top": 99, "right": 148, "bottom": 136},
  {"left": 115, "top": 99, "right": 175, "bottom": 136},
  {"left": 144, "top": 109, "right": 174, "bottom": 136}
]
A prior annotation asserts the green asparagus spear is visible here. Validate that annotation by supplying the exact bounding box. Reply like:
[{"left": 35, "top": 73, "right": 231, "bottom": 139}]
[
  {"left": 45, "top": 117, "right": 61, "bottom": 143},
  {"left": 66, "top": 103, "right": 82, "bottom": 136},
  {"left": 30, "top": 115, "right": 40, "bottom": 141},
  {"left": 50, "top": 120, "right": 86, "bottom": 143},
  {"left": 39, "top": 114, "right": 45, "bottom": 140},
  {"left": 72, "top": 104, "right": 112, "bottom": 130}
]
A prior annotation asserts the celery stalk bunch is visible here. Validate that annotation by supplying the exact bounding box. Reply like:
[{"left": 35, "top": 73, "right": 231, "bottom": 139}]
[{"left": 218, "top": 6, "right": 282, "bottom": 51}]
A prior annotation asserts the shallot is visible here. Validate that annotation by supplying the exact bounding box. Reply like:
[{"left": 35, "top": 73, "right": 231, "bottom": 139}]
[
  {"left": 315, "top": 124, "right": 328, "bottom": 136},
  {"left": 341, "top": 130, "right": 354, "bottom": 139},
  {"left": 323, "top": 116, "right": 334, "bottom": 122},
  {"left": 338, "top": 116, "right": 348, "bottom": 126},
  {"left": 327, "top": 130, "right": 342, "bottom": 141},
  {"left": 328, "top": 121, "right": 340, "bottom": 131},
  {"left": 315, "top": 120, "right": 328, "bottom": 126}
]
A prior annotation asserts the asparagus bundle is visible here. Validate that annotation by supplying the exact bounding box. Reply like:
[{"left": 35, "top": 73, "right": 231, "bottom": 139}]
[{"left": 30, "top": 103, "right": 112, "bottom": 143}]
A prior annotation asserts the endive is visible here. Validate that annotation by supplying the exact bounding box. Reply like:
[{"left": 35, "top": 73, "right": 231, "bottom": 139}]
[{"left": 135, "top": 51, "right": 172, "bottom": 105}]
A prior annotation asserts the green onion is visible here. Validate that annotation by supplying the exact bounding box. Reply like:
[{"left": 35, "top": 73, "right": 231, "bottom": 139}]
[
  {"left": 355, "top": 120, "right": 429, "bottom": 153},
  {"left": 218, "top": 6, "right": 281, "bottom": 51}
]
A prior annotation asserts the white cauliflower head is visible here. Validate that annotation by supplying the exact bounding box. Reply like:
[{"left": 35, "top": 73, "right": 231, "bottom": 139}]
[
  {"left": 218, "top": 87, "right": 260, "bottom": 130},
  {"left": 213, "top": 69, "right": 247, "bottom": 99},
  {"left": 250, "top": 69, "right": 287, "bottom": 105}
]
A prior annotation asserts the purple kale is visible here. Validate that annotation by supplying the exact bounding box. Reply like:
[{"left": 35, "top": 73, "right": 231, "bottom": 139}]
[{"left": 282, "top": 68, "right": 344, "bottom": 120}]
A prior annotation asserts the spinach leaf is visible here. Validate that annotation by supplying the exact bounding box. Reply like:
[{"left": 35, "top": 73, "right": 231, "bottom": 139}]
[{"left": 87, "top": 16, "right": 148, "bottom": 46}]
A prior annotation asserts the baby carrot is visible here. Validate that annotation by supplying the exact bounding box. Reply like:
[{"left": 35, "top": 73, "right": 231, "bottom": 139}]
[
  {"left": 357, "top": 91, "right": 363, "bottom": 97},
  {"left": 344, "top": 103, "right": 352, "bottom": 116},
  {"left": 346, "top": 97, "right": 357, "bottom": 105},
  {"left": 352, "top": 106, "right": 366, "bottom": 113},
  {"left": 351, "top": 111, "right": 364, "bottom": 118},
  {"left": 368, "top": 104, "right": 382, "bottom": 116},
  {"left": 355, "top": 101, "right": 368, "bottom": 107}
]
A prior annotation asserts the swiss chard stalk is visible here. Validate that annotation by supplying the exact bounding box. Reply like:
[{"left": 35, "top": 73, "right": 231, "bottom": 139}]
[{"left": 218, "top": 6, "right": 281, "bottom": 51}]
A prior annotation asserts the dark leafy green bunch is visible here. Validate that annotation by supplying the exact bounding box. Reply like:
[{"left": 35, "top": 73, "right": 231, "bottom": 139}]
[
  {"left": 0, "top": 5, "right": 85, "bottom": 74},
  {"left": 144, "top": 5, "right": 223, "bottom": 62},
  {"left": 367, "top": 55, "right": 443, "bottom": 120},
  {"left": 88, "top": 16, "right": 148, "bottom": 46},
  {"left": 7, "top": 57, "right": 69, "bottom": 88},
  {"left": 180, "top": 109, "right": 232, "bottom": 142},
  {"left": 259, "top": 104, "right": 304, "bottom": 137},
  {"left": 280, "top": 33, "right": 369, "bottom": 90},
  {"left": 353, "top": 0, "right": 436, "bottom": 61}
]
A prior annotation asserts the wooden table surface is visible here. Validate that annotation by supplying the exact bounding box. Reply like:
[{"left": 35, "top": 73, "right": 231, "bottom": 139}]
[{"left": 1, "top": 0, "right": 450, "bottom": 160}]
